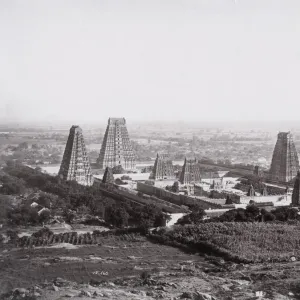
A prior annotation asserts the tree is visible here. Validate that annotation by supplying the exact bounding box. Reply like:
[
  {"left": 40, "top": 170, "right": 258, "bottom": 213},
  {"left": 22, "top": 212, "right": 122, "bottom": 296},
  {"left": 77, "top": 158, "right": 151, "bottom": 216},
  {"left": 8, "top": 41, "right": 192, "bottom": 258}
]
[
  {"left": 121, "top": 175, "right": 132, "bottom": 181},
  {"left": 39, "top": 209, "right": 51, "bottom": 223},
  {"left": 171, "top": 181, "right": 180, "bottom": 193},
  {"left": 0, "top": 179, "right": 26, "bottom": 195},
  {"left": 225, "top": 195, "right": 233, "bottom": 205},
  {"left": 112, "top": 165, "right": 125, "bottom": 174},
  {"left": 260, "top": 209, "right": 276, "bottom": 222},
  {"left": 245, "top": 204, "right": 260, "bottom": 221},
  {"left": 105, "top": 205, "right": 129, "bottom": 228},
  {"left": 63, "top": 209, "right": 76, "bottom": 223},
  {"left": 176, "top": 205, "right": 206, "bottom": 225},
  {"left": 37, "top": 193, "right": 54, "bottom": 208},
  {"left": 115, "top": 178, "right": 127, "bottom": 185}
]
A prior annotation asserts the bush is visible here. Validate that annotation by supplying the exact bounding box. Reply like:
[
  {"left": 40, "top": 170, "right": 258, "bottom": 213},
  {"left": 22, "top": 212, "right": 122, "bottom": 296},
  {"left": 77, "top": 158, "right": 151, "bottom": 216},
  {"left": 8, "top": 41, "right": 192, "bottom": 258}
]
[{"left": 32, "top": 227, "right": 53, "bottom": 239}]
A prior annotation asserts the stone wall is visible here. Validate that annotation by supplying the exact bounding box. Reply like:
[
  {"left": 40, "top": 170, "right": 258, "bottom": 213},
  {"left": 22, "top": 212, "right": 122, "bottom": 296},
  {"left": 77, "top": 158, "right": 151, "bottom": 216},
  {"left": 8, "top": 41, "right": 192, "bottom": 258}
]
[{"left": 137, "top": 182, "right": 222, "bottom": 209}]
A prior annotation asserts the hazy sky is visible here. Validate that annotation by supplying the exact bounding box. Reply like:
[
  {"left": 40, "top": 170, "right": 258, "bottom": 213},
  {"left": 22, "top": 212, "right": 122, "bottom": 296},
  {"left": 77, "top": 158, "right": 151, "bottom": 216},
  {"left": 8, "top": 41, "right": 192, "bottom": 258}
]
[{"left": 0, "top": 0, "right": 300, "bottom": 124}]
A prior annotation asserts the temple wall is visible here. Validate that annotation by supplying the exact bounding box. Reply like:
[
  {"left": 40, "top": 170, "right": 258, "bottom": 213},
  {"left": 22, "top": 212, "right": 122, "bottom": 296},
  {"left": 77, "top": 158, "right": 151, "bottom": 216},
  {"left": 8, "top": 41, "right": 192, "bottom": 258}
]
[{"left": 136, "top": 182, "right": 222, "bottom": 209}]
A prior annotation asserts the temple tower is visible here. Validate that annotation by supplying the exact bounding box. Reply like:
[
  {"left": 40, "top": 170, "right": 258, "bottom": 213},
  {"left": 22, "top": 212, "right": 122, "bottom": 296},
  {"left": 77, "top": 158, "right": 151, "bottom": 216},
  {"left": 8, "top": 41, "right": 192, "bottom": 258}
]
[
  {"left": 247, "top": 184, "right": 255, "bottom": 197},
  {"left": 179, "top": 158, "right": 201, "bottom": 185},
  {"left": 59, "top": 125, "right": 94, "bottom": 186},
  {"left": 102, "top": 167, "right": 114, "bottom": 184},
  {"left": 292, "top": 171, "right": 300, "bottom": 206},
  {"left": 149, "top": 153, "right": 175, "bottom": 180},
  {"left": 97, "top": 118, "right": 136, "bottom": 170},
  {"left": 269, "top": 132, "right": 299, "bottom": 183}
]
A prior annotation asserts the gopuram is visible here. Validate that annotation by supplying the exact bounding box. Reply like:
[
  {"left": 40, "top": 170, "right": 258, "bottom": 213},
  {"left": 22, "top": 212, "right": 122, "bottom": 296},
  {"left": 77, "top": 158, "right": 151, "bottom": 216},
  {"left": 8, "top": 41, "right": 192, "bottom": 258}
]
[
  {"left": 59, "top": 125, "right": 94, "bottom": 186},
  {"left": 149, "top": 153, "right": 175, "bottom": 180},
  {"left": 97, "top": 118, "right": 136, "bottom": 171},
  {"left": 269, "top": 132, "right": 299, "bottom": 183}
]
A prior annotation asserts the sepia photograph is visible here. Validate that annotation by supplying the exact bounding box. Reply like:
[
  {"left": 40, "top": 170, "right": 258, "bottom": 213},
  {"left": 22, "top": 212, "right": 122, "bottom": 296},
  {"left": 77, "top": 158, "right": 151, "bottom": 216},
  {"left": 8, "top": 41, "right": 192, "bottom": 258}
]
[{"left": 0, "top": 0, "right": 300, "bottom": 299}]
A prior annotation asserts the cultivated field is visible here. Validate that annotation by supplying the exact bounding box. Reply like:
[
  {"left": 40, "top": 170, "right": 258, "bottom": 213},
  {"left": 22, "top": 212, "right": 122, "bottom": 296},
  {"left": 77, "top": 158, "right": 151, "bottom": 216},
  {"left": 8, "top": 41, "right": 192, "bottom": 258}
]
[
  {"left": 152, "top": 223, "right": 300, "bottom": 263},
  {"left": 0, "top": 235, "right": 209, "bottom": 294}
]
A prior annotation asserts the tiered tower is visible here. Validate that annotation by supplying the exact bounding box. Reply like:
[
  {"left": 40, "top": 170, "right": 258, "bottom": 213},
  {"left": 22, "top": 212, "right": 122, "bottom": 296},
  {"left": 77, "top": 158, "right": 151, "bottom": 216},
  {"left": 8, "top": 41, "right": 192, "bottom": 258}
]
[
  {"left": 149, "top": 153, "right": 175, "bottom": 180},
  {"left": 58, "top": 125, "right": 94, "bottom": 186},
  {"left": 179, "top": 158, "right": 201, "bottom": 185},
  {"left": 102, "top": 167, "right": 114, "bottom": 184},
  {"left": 97, "top": 118, "right": 136, "bottom": 170},
  {"left": 269, "top": 132, "right": 299, "bottom": 183},
  {"left": 292, "top": 171, "right": 300, "bottom": 206}
]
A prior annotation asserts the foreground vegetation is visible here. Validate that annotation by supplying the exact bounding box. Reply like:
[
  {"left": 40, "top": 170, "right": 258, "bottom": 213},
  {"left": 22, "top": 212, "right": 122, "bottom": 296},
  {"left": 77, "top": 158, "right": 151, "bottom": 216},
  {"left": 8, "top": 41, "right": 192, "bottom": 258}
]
[{"left": 152, "top": 222, "right": 300, "bottom": 263}]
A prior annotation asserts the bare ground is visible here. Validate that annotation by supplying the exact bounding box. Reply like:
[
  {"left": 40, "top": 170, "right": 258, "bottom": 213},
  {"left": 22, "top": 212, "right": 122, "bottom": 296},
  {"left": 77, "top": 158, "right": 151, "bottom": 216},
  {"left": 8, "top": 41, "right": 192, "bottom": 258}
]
[{"left": 1, "top": 237, "right": 300, "bottom": 299}]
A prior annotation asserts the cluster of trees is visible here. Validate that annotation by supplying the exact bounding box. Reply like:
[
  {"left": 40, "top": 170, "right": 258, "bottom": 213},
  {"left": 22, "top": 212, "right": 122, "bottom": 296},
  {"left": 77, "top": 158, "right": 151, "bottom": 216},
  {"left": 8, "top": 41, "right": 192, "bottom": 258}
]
[
  {"left": 165, "top": 181, "right": 179, "bottom": 193},
  {"left": 106, "top": 203, "right": 170, "bottom": 229},
  {"left": 176, "top": 204, "right": 206, "bottom": 225},
  {"left": 112, "top": 165, "right": 125, "bottom": 174},
  {"left": 3, "top": 165, "right": 170, "bottom": 229},
  {"left": 0, "top": 141, "right": 62, "bottom": 166},
  {"left": 174, "top": 203, "right": 300, "bottom": 226},
  {"left": 215, "top": 205, "right": 299, "bottom": 223},
  {"left": 7, "top": 205, "right": 50, "bottom": 226},
  {"left": 0, "top": 174, "right": 26, "bottom": 195}
]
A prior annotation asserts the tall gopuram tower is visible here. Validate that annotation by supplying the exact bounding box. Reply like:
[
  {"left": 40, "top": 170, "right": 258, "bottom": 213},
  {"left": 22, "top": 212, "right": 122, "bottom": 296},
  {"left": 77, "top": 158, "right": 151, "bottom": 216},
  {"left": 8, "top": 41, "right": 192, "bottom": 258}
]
[
  {"left": 179, "top": 158, "right": 201, "bottom": 185},
  {"left": 97, "top": 118, "right": 136, "bottom": 171},
  {"left": 59, "top": 125, "right": 94, "bottom": 186},
  {"left": 292, "top": 171, "right": 300, "bottom": 206},
  {"left": 269, "top": 132, "right": 299, "bottom": 183},
  {"left": 149, "top": 153, "right": 175, "bottom": 180}
]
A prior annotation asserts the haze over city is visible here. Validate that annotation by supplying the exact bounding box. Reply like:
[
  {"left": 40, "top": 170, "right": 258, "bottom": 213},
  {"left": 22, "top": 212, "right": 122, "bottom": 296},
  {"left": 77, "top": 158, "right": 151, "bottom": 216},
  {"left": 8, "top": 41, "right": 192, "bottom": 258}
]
[{"left": 1, "top": 0, "right": 300, "bottom": 123}]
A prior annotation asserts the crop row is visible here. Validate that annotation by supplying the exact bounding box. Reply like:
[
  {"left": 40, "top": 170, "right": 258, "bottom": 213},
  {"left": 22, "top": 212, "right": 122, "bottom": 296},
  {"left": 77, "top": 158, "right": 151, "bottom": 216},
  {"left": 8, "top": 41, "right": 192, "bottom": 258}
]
[{"left": 16, "top": 231, "right": 141, "bottom": 248}]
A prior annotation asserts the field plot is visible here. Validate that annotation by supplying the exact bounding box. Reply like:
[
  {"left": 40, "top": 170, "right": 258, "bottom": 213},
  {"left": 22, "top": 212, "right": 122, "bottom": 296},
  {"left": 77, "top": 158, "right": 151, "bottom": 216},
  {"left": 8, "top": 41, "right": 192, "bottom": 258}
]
[
  {"left": 153, "top": 223, "right": 300, "bottom": 263},
  {"left": 0, "top": 235, "right": 208, "bottom": 294},
  {"left": 2, "top": 233, "right": 300, "bottom": 299}
]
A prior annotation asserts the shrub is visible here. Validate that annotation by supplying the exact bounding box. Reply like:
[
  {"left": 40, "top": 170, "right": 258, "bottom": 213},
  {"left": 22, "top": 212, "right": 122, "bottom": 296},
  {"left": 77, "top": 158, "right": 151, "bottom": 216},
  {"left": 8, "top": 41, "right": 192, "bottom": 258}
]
[{"left": 32, "top": 227, "right": 54, "bottom": 239}]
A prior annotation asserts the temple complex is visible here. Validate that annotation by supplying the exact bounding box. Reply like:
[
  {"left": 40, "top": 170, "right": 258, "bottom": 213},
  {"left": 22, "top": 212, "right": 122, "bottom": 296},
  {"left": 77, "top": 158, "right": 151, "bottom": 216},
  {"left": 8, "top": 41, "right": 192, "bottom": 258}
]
[
  {"left": 179, "top": 158, "right": 201, "bottom": 185},
  {"left": 97, "top": 118, "right": 136, "bottom": 171},
  {"left": 149, "top": 153, "right": 175, "bottom": 180},
  {"left": 269, "top": 132, "right": 299, "bottom": 183},
  {"left": 58, "top": 125, "right": 94, "bottom": 186}
]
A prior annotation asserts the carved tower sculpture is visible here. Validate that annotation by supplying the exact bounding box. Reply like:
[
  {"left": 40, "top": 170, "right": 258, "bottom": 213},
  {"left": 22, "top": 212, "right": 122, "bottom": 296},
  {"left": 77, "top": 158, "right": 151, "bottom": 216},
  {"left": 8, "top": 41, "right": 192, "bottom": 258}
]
[
  {"left": 179, "top": 158, "right": 201, "bottom": 185},
  {"left": 97, "top": 118, "right": 136, "bottom": 170},
  {"left": 59, "top": 125, "right": 94, "bottom": 186},
  {"left": 269, "top": 132, "right": 299, "bottom": 183},
  {"left": 149, "top": 153, "right": 175, "bottom": 180}
]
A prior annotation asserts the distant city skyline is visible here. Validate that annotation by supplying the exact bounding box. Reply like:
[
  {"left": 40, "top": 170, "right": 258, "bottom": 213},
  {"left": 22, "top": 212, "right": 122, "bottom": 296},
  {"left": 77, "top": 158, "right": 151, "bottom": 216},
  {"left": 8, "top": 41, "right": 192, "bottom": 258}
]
[{"left": 1, "top": 1, "right": 300, "bottom": 123}]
